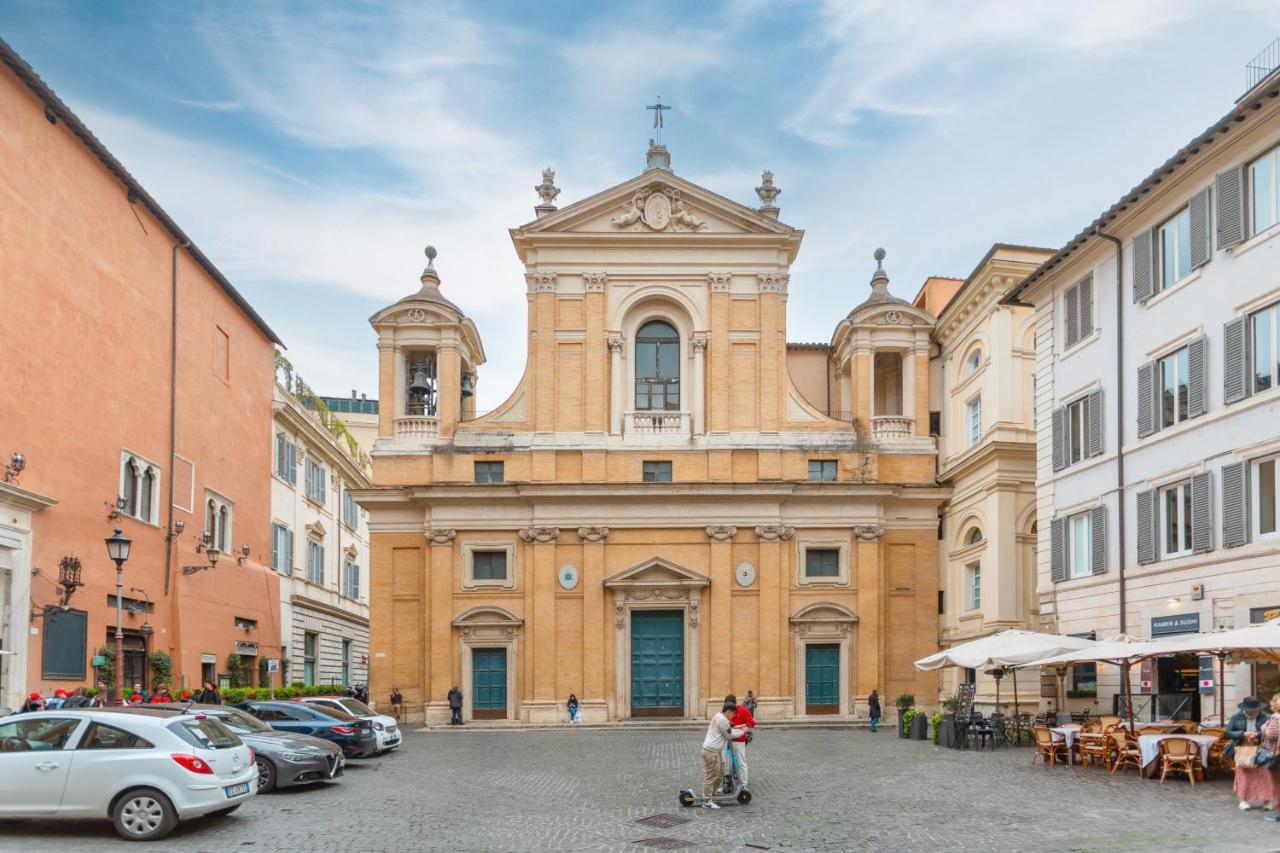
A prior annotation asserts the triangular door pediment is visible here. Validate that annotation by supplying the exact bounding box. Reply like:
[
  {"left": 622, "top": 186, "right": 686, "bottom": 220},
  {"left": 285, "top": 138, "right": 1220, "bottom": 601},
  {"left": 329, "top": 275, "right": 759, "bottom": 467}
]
[
  {"left": 519, "top": 171, "right": 793, "bottom": 237},
  {"left": 604, "top": 556, "right": 710, "bottom": 588}
]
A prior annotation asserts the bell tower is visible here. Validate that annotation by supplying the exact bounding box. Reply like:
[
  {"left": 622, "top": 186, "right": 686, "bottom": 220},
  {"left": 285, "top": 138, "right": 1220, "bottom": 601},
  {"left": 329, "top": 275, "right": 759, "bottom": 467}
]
[{"left": 368, "top": 246, "right": 486, "bottom": 448}]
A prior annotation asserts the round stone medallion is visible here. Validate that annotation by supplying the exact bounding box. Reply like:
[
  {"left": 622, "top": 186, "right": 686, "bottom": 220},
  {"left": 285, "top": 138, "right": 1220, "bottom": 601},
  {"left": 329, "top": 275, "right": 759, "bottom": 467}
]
[
  {"left": 735, "top": 562, "right": 756, "bottom": 587},
  {"left": 559, "top": 564, "right": 580, "bottom": 590}
]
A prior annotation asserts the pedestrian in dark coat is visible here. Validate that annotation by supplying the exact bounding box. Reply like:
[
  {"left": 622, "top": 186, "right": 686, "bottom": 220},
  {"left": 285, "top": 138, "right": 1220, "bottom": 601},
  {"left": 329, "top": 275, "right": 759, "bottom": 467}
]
[
  {"left": 868, "top": 690, "right": 882, "bottom": 733},
  {"left": 448, "top": 686, "right": 463, "bottom": 725},
  {"left": 197, "top": 681, "right": 222, "bottom": 705}
]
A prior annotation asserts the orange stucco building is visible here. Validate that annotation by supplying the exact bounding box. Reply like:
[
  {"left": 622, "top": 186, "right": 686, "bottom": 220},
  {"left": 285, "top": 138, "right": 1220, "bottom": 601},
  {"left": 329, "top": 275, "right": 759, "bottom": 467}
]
[{"left": 0, "top": 40, "right": 283, "bottom": 705}]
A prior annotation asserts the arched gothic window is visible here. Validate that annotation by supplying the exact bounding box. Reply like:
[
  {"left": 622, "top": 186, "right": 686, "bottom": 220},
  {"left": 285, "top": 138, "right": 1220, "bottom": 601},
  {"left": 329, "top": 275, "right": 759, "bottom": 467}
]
[
  {"left": 139, "top": 468, "right": 155, "bottom": 523},
  {"left": 634, "top": 320, "right": 680, "bottom": 411},
  {"left": 965, "top": 527, "right": 983, "bottom": 546},
  {"left": 122, "top": 459, "right": 140, "bottom": 517},
  {"left": 218, "top": 506, "right": 230, "bottom": 551}
]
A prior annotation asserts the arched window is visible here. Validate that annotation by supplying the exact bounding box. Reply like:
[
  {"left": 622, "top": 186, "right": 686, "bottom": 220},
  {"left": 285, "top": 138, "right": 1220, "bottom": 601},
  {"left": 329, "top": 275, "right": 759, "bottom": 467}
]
[
  {"left": 205, "top": 499, "right": 216, "bottom": 541},
  {"left": 139, "top": 467, "right": 155, "bottom": 523},
  {"left": 122, "top": 459, "right": 139, "bottom": 517},
  {"left": 965, "top": 527, "right": 983, "bottom": 546},
  {"left": 634, "top": 320, "right": 680, "bottom": 411},
  {"left": 218, "top": 506, "right": 230, "bottom": 551},
  {"left": 966, "top": 348, "right": 982, "bottom": 374}
]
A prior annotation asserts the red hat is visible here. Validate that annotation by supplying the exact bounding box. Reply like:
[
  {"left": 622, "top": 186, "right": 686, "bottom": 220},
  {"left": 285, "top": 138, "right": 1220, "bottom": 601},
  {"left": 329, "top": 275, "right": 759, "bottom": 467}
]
[
  {"left": 130, "top": 693, "right": 143, "bottom": 702},
  {"left": 29, "top": 692, "right": 40, "bottom": 700},
  {"left": 54, "top": 689, "right": 67, "bottom": 697},
  {"left": 181, "top": 690, "right": 192, "bottom": 698}
]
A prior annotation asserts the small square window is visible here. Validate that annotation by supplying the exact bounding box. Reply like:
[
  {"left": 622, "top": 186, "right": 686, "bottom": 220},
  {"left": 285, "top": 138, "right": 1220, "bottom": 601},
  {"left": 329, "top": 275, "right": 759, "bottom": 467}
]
[
  {"left": 473, "top": 551, "right": 507, "bottom": 581},
  {"left": 213, "top": 326, "right": 230, "bottom": 381},
  {"left": 642, "top": 461, "right": 673, "bottom": 483},
  {"left": 808, "top": 460, "right": 837, "bottom": 482},
  {"left": 1066, "top": 511, "right": 1093, "bottom": 578},
  {"left": 1159, "top": 480, "right": 1193, "bottom": 559},
  {"left": 804, "top": 548, "right": 839, "bottom": 578},
  {"left": 475, "top": 461, "right": 505, "bottom": 483}
]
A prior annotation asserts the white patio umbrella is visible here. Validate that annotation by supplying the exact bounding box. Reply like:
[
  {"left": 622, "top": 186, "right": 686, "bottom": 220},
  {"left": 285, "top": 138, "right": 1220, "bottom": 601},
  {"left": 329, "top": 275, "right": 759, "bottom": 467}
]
[
  {"left": 915, "top": 630, "right": 1098, "bottom": 717},
  {"left": 1018, "top": 637, "right": 1161, "bottom": 731},
  {"left": 1127, "top": 621, "right": 1280, "bottom": 722}
]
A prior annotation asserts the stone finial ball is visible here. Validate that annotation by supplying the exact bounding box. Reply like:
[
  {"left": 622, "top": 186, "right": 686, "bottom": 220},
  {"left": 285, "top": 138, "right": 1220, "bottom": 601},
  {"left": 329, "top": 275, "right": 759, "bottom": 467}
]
[
  {"left": 425, "top": 245, "right": 437, "bottom": 261},
  {"left": 874, "top": 247, "right": 886, "bottom": 262}
]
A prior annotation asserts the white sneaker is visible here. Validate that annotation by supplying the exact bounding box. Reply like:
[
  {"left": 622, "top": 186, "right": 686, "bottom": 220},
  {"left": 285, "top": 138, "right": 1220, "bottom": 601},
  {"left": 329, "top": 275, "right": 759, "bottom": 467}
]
[
  {"left": 1240, "top": 801, "right": 1254, "bottom": 811},
  {"left": 703, "top": 801, "right": 720, "bottom": 809}
]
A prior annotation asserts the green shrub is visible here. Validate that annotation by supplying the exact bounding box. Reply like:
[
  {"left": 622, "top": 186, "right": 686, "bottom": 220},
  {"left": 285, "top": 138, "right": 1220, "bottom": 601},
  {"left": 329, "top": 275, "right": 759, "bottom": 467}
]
[
  {"left": 894, "top": 693, "right": 915, "bottom": 709},
  {"left": 929, "top": 711, "right": 945, "bottom": 743},
  {"left": 942, "top": 696, "right": 960, "bottom": 713},
  {"left": 149, "top": 651, "right": 173, "bottom": 689}
]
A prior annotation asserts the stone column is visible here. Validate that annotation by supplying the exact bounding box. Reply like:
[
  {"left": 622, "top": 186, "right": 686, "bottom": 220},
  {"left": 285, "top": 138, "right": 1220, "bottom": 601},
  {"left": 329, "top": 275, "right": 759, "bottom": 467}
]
[
  {"left": 436, "top": 344, "right": 461, "bottom": 438},
  {"left": 708, "top": 273, "right": 731, "bottom": 432},
  {"left": 608, "top": 335, "right": 624, "bottom": 435},
  {"left": 755, "top": 524, "right": 793, "bottom": 716},
  {"left": 579, "top": 526, "right": 609, "bottom": 722},
  {"left": 426, "top": 528, "right": 455, "bottom": 725},
  {"left": 901, "top": 350, "right": 915, "bottom": 421},
  {"left": 521, "top": 526, "right": 560, "bottom": 723},
  {"left": 692, "top": 336, "right": 708, "bottom": 435},
  {"left": 584, "top": 274, "right": 609, "bottom": 433},
  {"left": 706, "top": 526, "right": 736, "bottom": 705},
  {"left": 377, "top": 340, "right": 398, "bottom": 436},
  {"left": 914, "top": 339, "right": 931, "bottom": 437},
  {"left": 853, "top": 525, "right": 884, "bottom": 697}
]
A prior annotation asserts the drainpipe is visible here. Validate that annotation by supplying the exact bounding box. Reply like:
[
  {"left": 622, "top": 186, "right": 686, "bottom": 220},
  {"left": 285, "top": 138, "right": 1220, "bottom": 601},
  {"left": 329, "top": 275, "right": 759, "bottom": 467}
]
[
  {"left": 163, "top": 240, "right": 189, "bottom": 597},
  {"left": 1094, "top": 228, "right": 1126, "bottom": 634}
]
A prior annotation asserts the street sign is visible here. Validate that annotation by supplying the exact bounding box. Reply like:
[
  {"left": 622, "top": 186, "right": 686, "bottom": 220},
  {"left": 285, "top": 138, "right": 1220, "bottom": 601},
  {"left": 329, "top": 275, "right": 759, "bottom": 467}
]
[{"left": 267, "top": 659, "right": 279, "bottom": 673}]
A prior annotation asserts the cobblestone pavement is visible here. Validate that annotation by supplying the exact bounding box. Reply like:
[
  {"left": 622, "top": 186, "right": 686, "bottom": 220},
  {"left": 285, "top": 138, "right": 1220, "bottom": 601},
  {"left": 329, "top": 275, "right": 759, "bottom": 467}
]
[{"left": 1, "top": 727, "right": 1276, "bottom": 852}]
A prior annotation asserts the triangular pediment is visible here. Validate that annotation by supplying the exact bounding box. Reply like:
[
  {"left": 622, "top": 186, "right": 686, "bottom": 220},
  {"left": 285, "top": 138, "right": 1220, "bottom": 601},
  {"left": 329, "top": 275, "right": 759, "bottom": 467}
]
[
  {"left": 517, "top": 170, "right": 795, "bottom": 238},
  {"left": 604, "top": 556, "right": 710, "bottom": 588}
]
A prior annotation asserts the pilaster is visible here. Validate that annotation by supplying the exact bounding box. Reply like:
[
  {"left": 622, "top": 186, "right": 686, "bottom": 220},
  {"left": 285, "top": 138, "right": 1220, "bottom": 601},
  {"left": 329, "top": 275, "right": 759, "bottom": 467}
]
[
  {"left": 579, "top": 526, "right": 609, "bottom": 722},
  {"left": 854, "top": 526, "right": 884, "bottom": 696},
  {"left": 427, "top": 529, "right": 455, "bottom": 724},
  {"left": 706, "top": 525, "right": 736, "bottom": 699}
]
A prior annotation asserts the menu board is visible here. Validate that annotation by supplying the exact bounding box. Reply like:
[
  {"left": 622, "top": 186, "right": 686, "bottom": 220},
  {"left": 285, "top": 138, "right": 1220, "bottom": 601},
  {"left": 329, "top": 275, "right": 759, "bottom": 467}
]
[{"left": 956, "top": 682, "right": 976, "bottom": 718}]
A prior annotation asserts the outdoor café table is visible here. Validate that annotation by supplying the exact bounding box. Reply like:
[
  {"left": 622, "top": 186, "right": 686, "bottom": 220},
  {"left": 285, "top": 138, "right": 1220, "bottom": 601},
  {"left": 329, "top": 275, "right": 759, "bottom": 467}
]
[
  {"left": 1050, "top": 724, "right": 1083, "bottom": 764},
  {"left": 1120, "top": 720, "right": 1188, "bottom": 732},
  {"left": 1137, "top": 734, "right": 1217, "bottom": 777}
]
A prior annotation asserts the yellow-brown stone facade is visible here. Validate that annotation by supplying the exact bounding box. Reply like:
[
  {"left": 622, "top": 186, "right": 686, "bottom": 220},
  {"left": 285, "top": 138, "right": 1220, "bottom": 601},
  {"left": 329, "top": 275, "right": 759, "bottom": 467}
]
[{"left": 358, "top": 148, "right": 947, "bottom": 723}]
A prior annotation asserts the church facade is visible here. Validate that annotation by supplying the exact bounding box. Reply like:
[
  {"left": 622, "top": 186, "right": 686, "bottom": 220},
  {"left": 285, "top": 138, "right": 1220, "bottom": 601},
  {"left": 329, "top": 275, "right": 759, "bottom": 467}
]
[{"left": 359, "top": 143, "right": 946, "bottom": 724}]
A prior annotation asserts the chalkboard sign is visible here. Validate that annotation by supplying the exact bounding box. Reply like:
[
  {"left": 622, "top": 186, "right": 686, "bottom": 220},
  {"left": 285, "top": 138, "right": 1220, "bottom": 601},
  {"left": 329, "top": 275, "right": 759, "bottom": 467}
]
[{"left": 956, "top": 682, "right": 976, "bottom": 718}]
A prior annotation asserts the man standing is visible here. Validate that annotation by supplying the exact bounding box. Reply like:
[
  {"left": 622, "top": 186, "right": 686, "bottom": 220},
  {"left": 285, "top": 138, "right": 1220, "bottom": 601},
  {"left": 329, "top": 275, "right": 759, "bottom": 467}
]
[
  {"left": 1227, "top": 695, "right": 1270, "bottom": 759},
  {"left": 729, "top": 694, "right": 755, "bottom": 791},
  {"left": 868, "top": 689, "right": 882, "bottom": 733},
  {"left": 700, "top": 695, "right": 745, "bottom": 809},
  {"left": 390, "top": 686, "right": 404, "bottom": 723},
  {"left": 448, "top": 686, "right": 463, "bottom": 725}
]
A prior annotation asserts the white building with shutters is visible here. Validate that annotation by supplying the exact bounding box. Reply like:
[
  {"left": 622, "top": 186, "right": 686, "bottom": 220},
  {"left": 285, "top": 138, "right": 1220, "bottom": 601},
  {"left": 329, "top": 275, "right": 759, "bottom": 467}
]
[
  {"left": 271, "top": 379, "right": 372, "bottom": 689},
  {"left": 1005, "top": 68, "right": 1280, "bottom": 720}
]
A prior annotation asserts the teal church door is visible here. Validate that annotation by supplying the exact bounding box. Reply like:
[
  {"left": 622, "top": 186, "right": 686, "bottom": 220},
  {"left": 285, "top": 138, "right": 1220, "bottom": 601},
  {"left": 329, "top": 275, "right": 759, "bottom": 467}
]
[
  {"left": 630, "top": 610, "right": 684, "bottom": 716},
  {"left": 805, "top": 644, "right": 840, "bottom": 715},
  {"left": 472, "top": 648, "right": 507, "bottom": 719}
]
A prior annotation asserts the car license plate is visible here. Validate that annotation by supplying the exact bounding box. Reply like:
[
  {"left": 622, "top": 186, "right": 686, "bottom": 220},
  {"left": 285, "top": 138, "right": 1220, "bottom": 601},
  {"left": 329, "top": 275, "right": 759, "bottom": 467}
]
[
  {"left": 386, "top": 735, "right": 401, "bottom": 744},
  {"left": 224, "top": 783, "right": 251, "bottom": 798}
]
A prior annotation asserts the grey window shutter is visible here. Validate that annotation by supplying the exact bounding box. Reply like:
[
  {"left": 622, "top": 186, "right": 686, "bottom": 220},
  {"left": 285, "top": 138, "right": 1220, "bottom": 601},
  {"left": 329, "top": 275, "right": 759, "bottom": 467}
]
[
  {"left": 1086, "top": 389, "right": 1103, "bottom": 458},
  {"left": 1052, "top": 407, "right": 1067, "bottom": 471},
  {"left": 1064, "top": 285, "right": 1080, "bottom": 348},
  {"left": 1191, "top": 471, "right": 1213, "bottom": 554},
  {"left": 1133, "top": 229, "right": 1154, "bottom": 303},
  {"left": 1224, "top": 317, "right": 1250, "bottom": 405},
  {"left": 1136, "top": 488, "right": 1156, "bottom": 565},
  {"left": 270, "top": 527, "right": 279, "bottom": 568},
  {"left": 1079, "top": 276, "right": 1094, "bottom": 338},
  {"left": 1137, "top": 362, "right": 1155, "bottom": 438},
  {"left": 1221, "top": 460, "right": 1250, "bottom": 548},
  {"left": 1216, "top": 165, "right": 1246, "bottom": 249},
  {"left": 1050, "top": 517, "right": 1066, "bottom": 583},
  {"left": 1090, "top": 505, "right": 1107, "bottom": 574},
  {"left": 1189, "top": 186, "right": 1212, "bottom": 268},
  {"left": 1186, "top": 335, "right": 1208, "bottom": 418}
]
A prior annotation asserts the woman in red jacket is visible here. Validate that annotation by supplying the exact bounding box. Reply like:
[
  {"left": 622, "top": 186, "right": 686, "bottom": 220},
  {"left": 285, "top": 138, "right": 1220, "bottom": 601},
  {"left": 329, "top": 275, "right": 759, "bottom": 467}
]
[{"left": 729, "top": 694, "right": 755, "bottom": 790}]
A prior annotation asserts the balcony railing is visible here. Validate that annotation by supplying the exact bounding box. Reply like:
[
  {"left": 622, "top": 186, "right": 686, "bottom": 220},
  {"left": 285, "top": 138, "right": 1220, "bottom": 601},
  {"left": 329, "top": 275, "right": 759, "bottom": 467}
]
[
  {"left": 872, "top": 415, "right": 914, "bottom": 440},
  {"left": 394, "top": 415, "right": 439, "bottom": 440},
  {"left": 624, "top": 411, "right": 691, "bottom": 435}
]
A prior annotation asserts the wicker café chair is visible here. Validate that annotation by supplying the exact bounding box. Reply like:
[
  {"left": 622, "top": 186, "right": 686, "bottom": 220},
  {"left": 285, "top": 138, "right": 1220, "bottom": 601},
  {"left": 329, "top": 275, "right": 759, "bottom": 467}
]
[
  {"left": 1158, "top": 737, "right": 1203, "bottom": 785},
  {"left": 1108, "top": 731, "right": 1143, "bottom": 775},
  {"left": 1032, "top": 726, "right": 1067, "bottom": 768},
  {"left": 1098, "top": 715, "right": 1122, "bottom": 731},
  {"left": 1078, "top": 731, "right": 1110, "bottom": 769}
]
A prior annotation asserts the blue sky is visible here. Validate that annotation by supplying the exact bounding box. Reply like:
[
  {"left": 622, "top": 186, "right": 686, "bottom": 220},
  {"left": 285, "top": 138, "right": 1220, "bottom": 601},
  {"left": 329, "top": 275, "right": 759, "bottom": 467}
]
[{"left": 4, "top": 1, "right": 1280, "bottom": 409}]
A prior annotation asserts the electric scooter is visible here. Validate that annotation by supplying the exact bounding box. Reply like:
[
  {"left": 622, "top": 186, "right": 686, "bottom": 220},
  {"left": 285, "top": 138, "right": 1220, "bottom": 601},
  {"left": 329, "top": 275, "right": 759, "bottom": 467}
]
[{"left": 678, "top": 744, "right": 752, "bottom": 807}]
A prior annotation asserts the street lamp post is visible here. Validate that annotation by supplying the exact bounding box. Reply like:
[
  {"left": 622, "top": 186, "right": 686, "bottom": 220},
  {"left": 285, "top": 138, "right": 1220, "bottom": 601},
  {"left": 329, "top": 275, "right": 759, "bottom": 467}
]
[{"left": 104, "top": 528, "right": 132, "bottom": 706}]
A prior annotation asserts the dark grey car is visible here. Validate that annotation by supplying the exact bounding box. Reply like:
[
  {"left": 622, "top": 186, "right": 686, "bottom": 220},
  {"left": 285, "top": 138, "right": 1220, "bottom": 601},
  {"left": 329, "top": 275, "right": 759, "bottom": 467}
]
[{"left": 153, "top": 703, "right": 343, "bottom": 792}]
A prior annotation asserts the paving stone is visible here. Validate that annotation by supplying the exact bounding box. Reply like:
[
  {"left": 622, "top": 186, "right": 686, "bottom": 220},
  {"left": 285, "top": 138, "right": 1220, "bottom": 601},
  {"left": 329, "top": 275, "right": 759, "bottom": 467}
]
[{"left": 0, "top": 729, "right": 1271, "bottom": 851}]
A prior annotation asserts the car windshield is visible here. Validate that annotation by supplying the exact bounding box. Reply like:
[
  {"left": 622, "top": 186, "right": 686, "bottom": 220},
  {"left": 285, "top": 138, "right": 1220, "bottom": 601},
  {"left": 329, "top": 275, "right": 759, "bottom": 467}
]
[
  {"left": 339, "top": 699, "right": 374, "bottom": 716},
  {"left": 306, "top": 704, "right": 358, "bottom": 722},
  {"left": 213, "top": 708, "right": 274, "bottom": 735},
  {"left": 169, "top": 716, "right": 240, "bottom": 750}
]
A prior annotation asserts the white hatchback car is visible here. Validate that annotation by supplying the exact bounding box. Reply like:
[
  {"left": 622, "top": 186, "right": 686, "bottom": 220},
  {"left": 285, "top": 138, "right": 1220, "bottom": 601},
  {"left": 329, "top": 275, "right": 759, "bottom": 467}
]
[
  {"left": 0, "top": 708, "right": 257, "bottom": 840},
  {"left": 297, "top": 697, "right": 401, "bottom": 752}
]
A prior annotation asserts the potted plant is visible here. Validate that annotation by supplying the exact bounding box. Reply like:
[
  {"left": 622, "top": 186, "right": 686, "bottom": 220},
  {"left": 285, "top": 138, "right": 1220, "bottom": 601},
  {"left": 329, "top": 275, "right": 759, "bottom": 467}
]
[
  {"left": 929, "top": 711, "right": 945, "bottom": 744},
  {"left": 903, "top": 708, "right": 929, "bottom": 740},
  {"left": 895, "top": 693, "right": 915, "bottom": 737}
]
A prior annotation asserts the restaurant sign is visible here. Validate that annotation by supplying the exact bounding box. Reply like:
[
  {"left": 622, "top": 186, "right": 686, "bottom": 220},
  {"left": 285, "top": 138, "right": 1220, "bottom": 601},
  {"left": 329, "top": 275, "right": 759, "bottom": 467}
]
[
  {"left": 1250, "top": 606, "right": 1280, "bottom": 624},
  {"left": 1150, "top": 613, "right": 1200, "bottom": 637},
  {"left": 234, "top": 641, "right": 259, "bottom": 656}
]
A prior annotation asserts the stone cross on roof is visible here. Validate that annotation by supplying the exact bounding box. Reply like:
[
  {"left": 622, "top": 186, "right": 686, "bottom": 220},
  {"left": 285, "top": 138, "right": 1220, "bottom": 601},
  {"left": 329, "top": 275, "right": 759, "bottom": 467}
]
[{"left": 647, "top": 96, "right": 670, "bottom": 143}]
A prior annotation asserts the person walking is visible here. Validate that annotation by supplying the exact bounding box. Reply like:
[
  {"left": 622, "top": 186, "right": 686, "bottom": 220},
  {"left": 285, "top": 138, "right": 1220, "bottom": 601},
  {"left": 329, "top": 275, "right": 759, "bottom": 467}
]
[
  {"left": 448, "top": 686, "right": 463, "bottom": 725},
  {"left": 1232, "top": 695, "right": 1279, "bottom": 812},
  {"left": 19, "top": 692, "right": 44, "bottom": 714},
  {"left": 700, "top": 696, "right": 745, "bottom": 809},
  {"left": 868, "top": 689, "right": 882, "bottom": 733},
  {"left": 729, "top": 693, "right": 756, "bottom": 791},
  {"left": 744, "top": 691, "right": 757, "bottom": 716},
  {"left": 567, "top": 693, "right": 581, "bottom": 724},
  {"left": 197, "top": 681, "right": 221, "bottom": 705},
  {"left": 390, "top": 687, "right": 404, "bottom": 723}
]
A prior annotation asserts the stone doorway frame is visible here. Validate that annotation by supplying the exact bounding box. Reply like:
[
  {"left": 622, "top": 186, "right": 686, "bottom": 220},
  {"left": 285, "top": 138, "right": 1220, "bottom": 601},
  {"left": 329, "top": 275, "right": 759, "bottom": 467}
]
[
  {"left": 790, "top": 602, "right": 858, "bottom": 717},
  {"left": 604, "top": 556, "right": 708, "bottom": 720},
  {"left": 453, "top": 606, "right": 523, "bottom": 723}
]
